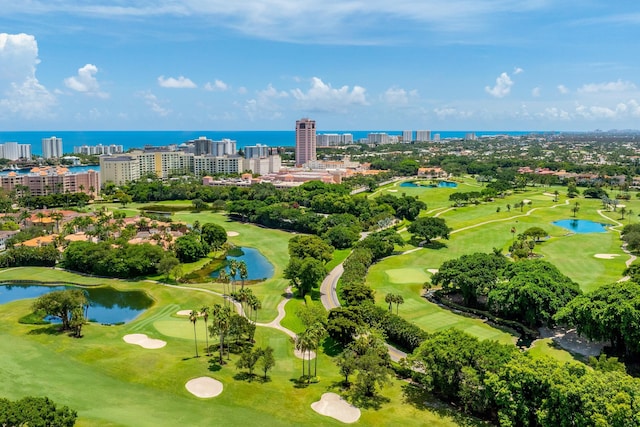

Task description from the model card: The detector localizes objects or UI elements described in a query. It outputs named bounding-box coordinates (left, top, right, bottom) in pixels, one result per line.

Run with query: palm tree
left=572, top=201, right=580, bottom=218
left=189, top=310, right=199, bottom=358
left=238, top=261, right=248, bottom=290
left=554, top=190, right=559, bottom=203
left=394, top=294, right=404, bottom=314
left=211, top=304, right=231, bottom=364
left=294, top=332, right=313, bottom=380
left=218, top=269, right=230, bottom=303
left=50, top=211, right=63, bottom=233
left=385, top=293, right=394, bottom=312
left=307, top=322, right=326, bottom=377
left=201, top=306, right=210, bottom=356
left=229, top=260, right=239, bottom=295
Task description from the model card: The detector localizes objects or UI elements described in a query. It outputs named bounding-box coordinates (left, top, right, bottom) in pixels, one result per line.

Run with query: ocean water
left=0, top=130, right=537, bottom=156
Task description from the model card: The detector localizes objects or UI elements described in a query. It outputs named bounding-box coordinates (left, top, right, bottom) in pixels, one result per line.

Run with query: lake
left=0, top=284, right=152, bottom=324
left=552, top=219, right=609, bottom=234
left=211, top=247, right=274, bottom=281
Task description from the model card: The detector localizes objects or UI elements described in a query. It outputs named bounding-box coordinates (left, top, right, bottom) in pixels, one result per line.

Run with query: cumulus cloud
left=485, top=72, right=514, bottom=98
left=532, top=87, right=541, bottom=97
left=382, top=87, right=418, bottom=106
left=577, top=79, right=636, bottom=94
left=139, top=91, right=171, bottom=116
left=204, top=79, right=228, bottom=91
left=244, top=84, right=288, bottom=121
left=0, top=33, right=56, bottom=119
left=433, top=107, right=473, bottom=119
left=291, top=77, right=367, bottom=112
left=557, top=85, right=569, bottom=94
left=64, top=63, right=108, bottom=98
left=514, top=67, right=524, bottom=75
left=157, top=75, right=197, bottom=89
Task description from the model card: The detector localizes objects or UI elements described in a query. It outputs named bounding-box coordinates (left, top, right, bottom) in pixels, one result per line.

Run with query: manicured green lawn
left=0, top=271, right=475, bottom=426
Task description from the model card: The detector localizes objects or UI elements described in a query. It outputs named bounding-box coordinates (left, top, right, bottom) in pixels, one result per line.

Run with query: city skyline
left=1, top=2, right=640, bottom=131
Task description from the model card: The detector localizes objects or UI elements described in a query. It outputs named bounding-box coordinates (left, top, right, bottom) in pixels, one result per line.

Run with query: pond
left=552, top=219, right=609, bottom=234
left=0, top=284, right=153, bottom=324
left=400, top=181, right=458, bottom=188
left=211, top=247, right=274, bottom=282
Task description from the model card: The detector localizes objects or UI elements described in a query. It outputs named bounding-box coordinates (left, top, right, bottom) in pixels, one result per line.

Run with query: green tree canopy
left=408, top=217, right=451, bottom=244
left=200, top=223, right=227, bottom=250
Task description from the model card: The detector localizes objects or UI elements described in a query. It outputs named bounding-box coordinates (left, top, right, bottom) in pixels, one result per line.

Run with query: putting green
left=386, top=268, right=430, bottom=284
left=154, top=319, right=198, bottom=340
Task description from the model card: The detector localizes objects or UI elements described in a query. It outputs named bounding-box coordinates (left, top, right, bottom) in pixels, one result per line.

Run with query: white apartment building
left=73, top=144, right=124, bottom=156
left=42, top=136, right=64, bottom=159
left=0, top=142, right=31, bottom=160
left=244, top=144, right=271, bottom=159
left=316, top=133, right=354, bottom=147
left=367, top=133, right=389, bottom=144
left=402, top=130, right=414, bottom=143
left=416, top=130, right=431, bottom=142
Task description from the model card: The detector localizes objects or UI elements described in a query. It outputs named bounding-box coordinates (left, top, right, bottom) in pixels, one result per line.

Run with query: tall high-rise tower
left=42, top=136, right=63, bottom=159
left=295, top=118, right=316, bottom=167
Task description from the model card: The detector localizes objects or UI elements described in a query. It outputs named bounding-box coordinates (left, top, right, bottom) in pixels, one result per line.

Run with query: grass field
left=0, top=271, right=476, bottom=426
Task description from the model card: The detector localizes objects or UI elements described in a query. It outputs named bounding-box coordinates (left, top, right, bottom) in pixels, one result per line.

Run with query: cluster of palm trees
left=217, top=259, right=249, bottom=296
left=189, top=304, right=232, bottom=361
left=384, top=293, right=405, bottom=314
left=294, top=322, right=326, bottom=383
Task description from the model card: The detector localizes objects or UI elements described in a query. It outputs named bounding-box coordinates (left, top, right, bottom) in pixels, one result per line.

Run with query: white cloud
left=485, top=72, right=514, bottom=98
left=540, top=107, right=570, bottom=120
left=577, top=79, right=636, bottom=94
left=514, top=67, right=524, bottom=75
left=204, top=79, right=228, bottom=91
left=243, top=84, right=288, bottom=121
left=0, top=33, right=56, bottom=119
left=531, top=87, right=541, bottom=97
left=64, top=63, right=108, bottom=98
left=157, top=75, right=197, bottom=89
left=433, top=107, right=473, bottom=120
left=382, top=87, right=418, bottom=106
left=557, top=85, right=569, bottom=94
left=291, top=77, right=367, bottom=112
left=138, top=91, right=171, bottom=116
left=237, top=86, right=247, bottom=94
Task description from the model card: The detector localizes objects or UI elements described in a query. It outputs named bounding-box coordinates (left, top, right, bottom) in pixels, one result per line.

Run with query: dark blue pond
left=553, top=219, right=609, bottom=233
left=400, top=181, right=457, bottom=188
left=211, top=247, right=274, bottom=281
left=0, top=284, right=152, bottom=324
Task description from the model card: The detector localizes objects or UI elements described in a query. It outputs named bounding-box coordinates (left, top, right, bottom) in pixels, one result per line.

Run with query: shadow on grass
left=322, top=338, right=343, bottom=357
left=401, top=383, right=489, bottom=426
left=351, top=392, right=390, bottom=410
left=27, top=325, right=64, bottom=336
left=208, top=359, right=223, bottom=372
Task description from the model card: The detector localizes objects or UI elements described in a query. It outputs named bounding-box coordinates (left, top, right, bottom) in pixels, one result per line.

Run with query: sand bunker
left=227, top=231, right=239, bottom=237
left=123, top=333, right=166, bottom=349
left=311, top=393, right=361, bottom=424
left=427, top=269, right=439, bottom=274
left=176, top=310, right=192, bottom=316
left=294, top=349, right=316, bottom=360
left=185, top=377, right=223, bottom=398
left=594, top=253, right=620, bottom=259
left=387, top=189, right=398, bottom=192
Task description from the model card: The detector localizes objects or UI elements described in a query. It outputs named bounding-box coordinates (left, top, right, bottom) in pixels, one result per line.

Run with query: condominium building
left=0, top=167, right=99, bottom=197
left=402, top=130, right=414, bottom=143
left=42, top=136, right=64, bottom=159
left=367, top=133, right=389, bottom=144
left=316, top=133, right=354, bottom=147
left=0, top=142, right=31, bottom=160
left=182, top=137, right=237, bottom=156
left=416, top=130, right=431, bottom=142
left=73, top=144, right=124, bottom=156
left=295, top=118, right=316, bottom=167
left=244, top=144, right=270, bottom=159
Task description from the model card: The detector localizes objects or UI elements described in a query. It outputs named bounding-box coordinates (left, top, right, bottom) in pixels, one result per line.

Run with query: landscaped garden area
left=2, top=173, right=640, bottom=426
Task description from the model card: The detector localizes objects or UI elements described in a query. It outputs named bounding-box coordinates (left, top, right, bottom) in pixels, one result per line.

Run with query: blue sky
left=1, top=1, right=640, bottom=131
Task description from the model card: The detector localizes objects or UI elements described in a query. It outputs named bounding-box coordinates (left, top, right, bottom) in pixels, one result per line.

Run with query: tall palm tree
left=201, top=306, right=210, bottom=356
left=238, top=261, right=248, bottom=290
left=307, top=322, right=326, bottom=377
left=218, top=269, right=230, bottom=304
left=211, top=304, right=231, bottom=364
left=229, top=260, right=239, bottom=295
left=394, top=294, right=404, bottom=314
left=294, top=333, right=312, bottom=380
left=385, top=293, right=394, bottom=312
left=189, top=310, right=199, bottom=358
left=50, top=211, right=63, bottom=233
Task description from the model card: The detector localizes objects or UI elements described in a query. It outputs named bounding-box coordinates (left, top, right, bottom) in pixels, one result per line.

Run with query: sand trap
left=427, top=269, right=439, bottom=274
left=594, top=253, right=620, bottom=259
left=387, top=189, right=398, bottom=192
left=311, top=393, right=361, bottom=424
left=227, top=231, right=239, bottom=236
left=123, top=333, right=167, bottom=349
left=617, top=204, right=626, bottom=208
left=185, top=377, right=223, bottom=398
left=176, top=309, right=192, bottom=316
left=294, top=349, right=316, bottom=360
left=522, top=199, right=531, bottom=204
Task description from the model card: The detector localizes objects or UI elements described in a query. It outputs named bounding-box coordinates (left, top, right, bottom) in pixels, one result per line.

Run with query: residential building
left=367, top=133, right=389, bottom=144
left=73, top=144, right=124, bottom=156
left=402, top=130, right=414, bottom=143
left=42, top=136, right=64, bottom=159
left=244, top=144, right=270, bottom=159
left=316, top=133, right=354, bottom=147
left=0, top=167, right=99, bottom=196
left=295, top=118, right=316, bottom=167
left=416, top=130, right=431, bottom=142
left=0, top=142, right=31, bottom=160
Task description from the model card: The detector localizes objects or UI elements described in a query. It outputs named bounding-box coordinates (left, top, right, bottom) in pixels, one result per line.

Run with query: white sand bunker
left=176, top=309, right=192, bottom=316
left=227, top=231, right=239, bottom=236
left=387, top=189, right=398, bottom=192
left=311, top=393, right=361, bottom=424
left=594, top=253, right=620, bottom=259
left=123, top=333, right=166, bottom=349
left=185, top=377, right=223, bottom=398
left=294, top=349, right=316, bottom=360
left=427, top=269, right=439, bottom=274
